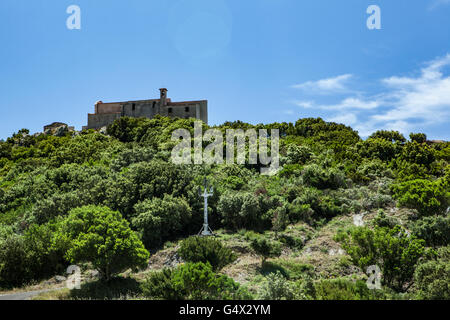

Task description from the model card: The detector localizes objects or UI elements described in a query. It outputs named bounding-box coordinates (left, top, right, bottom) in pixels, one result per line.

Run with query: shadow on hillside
left=258, top=261, right=289, bottom=278
left=69, top=277, right=142, bottom=300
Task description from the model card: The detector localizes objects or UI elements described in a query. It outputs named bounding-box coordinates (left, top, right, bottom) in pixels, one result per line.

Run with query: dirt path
left=0, top=288, right=61, bottom=300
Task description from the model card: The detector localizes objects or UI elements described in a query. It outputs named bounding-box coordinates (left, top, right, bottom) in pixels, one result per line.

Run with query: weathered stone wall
left=85, top=94, right=208, bottom=130
left=122, top=100, right=159, bottom=119
left=87, top=113, right=122, bottom=129
left=97, top=103, right=122, bottom=114
left=165, top=101, right=208, bottom=123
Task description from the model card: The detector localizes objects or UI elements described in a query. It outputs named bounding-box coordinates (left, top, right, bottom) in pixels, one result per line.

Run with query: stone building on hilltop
left=83, top=88, right=208, bottom=130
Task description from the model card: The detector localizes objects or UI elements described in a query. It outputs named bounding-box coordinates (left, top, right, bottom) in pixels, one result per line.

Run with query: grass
left=0, top=279, right=65, bottom=296
left=32, top=289, right=70, bottom=300
left=266, top=259, right=315, bottom=280
left=33, top=277, right=143, bottom=300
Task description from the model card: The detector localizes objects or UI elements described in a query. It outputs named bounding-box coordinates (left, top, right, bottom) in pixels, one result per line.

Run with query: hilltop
left=0, top=116, right=448, bottom=300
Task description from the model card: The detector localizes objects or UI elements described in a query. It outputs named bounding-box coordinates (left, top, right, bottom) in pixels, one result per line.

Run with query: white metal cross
left=198, top=178, right=214, bottom=236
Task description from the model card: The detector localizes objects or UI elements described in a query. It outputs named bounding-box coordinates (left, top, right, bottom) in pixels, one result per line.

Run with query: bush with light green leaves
left=61, top=205, right=149, bottom=281
left=336, top=225, right=425, bottom=291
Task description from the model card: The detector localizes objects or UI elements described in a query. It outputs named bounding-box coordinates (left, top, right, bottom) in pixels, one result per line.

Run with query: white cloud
left=293, top=101, right=314, bottom=108
left=429, top=0, right=450, bottom=10
left=291, top=74, right=353, bottom=93
left=294, top=97, right=381, bottom=111
left=373, top=54, right=450, bottom=124
left=321, top=97, right=381, bottom=111
left=291, top=54, right=450, bottom=138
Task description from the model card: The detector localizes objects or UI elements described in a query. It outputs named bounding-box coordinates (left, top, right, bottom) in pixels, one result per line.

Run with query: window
left=168, top=108, right=173, bottom=113
left=185, top=106, right=189, bottom=112
left=132, top=103, right=136, bottom=111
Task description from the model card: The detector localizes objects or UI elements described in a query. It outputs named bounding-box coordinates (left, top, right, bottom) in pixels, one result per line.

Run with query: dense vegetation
left=0, top=116, right=448, bottom=300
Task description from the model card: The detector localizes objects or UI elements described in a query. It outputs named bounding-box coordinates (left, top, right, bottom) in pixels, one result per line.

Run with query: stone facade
left=83, top=88, right=208, bottom=130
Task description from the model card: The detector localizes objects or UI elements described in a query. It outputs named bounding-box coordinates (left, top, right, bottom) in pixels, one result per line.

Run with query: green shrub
left=61, top=205, right=150, bottom=281
left=292, top=187, right=345, bottom=220
left=0, top=233, right=31, bottom=288
left=178, top=236, right=236, bottom=271
left=336, top=225, right=425, bottom=291
left=0, top=223, right=69, bottom=288
left=282, top=144, right=313, bottom=165
left=369, top=130, right=406, bottom=144
left=409, top=133, right=427, bottom=144
left=172, top=262, right=247, bottom=300
left=294, top=274, right=316, bottom=299
left=70, top=277, right=142, bottom=300
left=414, top=246, right=450, bottom=300
left=258, top=271, right=295, bottom=300
left=279, top=164, right=303, bottom=178
left=251, top=236, right=282, bottom=267
left=392, top=178, right=449, bottom=217
left=23, top=222, right=69, bottom=281
left=110, top=146, right=155, bottom=171
left=372, top=209, right=399, bottom=229
left=31, top=191, right=89, bottom=224
left=287, top=201, right=314, bottom=224
left=132, top=195, right=192, bottom=248
left=355, top=159, right=394, bottom=182
left=314, top=278, right=383, bottom=300
left=278, top=234, right=304, bottom=250
left=398, top=141, right=435, bottom=167
left=142, top=262, right=251, bottom=300
left=356, top=137, right=402, bottom=162
left=271, top=205, right=290, bottom=236
left=106, top=116, right=149, bottom=143
left=105, top=160, right=195, bottom=219
left=302, top=164, right=346, bottom=190
left=217, top=191, right=274, bottom=231
left=411, top=215, right=450, bottom=247
left=141, top=268, right=182, bottom=300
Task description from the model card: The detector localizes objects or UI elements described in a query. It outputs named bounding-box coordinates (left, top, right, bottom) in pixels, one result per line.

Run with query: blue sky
left=1, top=0, right=449, bottom=140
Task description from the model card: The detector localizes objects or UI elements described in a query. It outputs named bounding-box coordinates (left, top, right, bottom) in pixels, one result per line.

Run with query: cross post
left=198, top=178, right=214, bottom=236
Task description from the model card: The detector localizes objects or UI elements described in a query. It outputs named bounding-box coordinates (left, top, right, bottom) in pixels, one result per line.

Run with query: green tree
left=414, top=246, right=450, bottom=300
left=217, top=191, right=273, bottom=231
left=251, top=236, right=282, bottom=267
left=369, top=130, right=406, bottom=144
left=356, top=138, right=401, bottom=162
left=132, top=195, right=192, bottom=248
left=336, top=225, right=425, bottom=291
left=411, top=215, right=450, bottom=247
left=61, top=205, right=149, bottom=281
left=0, top=232, right=31, bottom=288
left=410, top=133, right=427, bottom=144
left=398, top=141, right=436, bottom=167
left=392, top=178, right=449, bottom=217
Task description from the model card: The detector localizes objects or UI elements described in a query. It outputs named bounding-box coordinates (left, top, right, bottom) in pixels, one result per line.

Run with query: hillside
left=0, top=116, right=449, bottom=300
